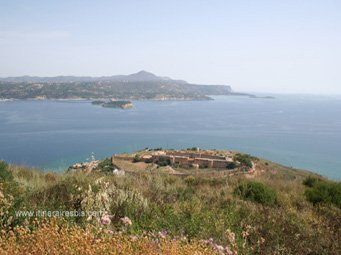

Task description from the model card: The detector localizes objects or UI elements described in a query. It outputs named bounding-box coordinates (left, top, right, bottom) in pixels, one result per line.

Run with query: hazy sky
left=0, top=0, right=340, bottom=94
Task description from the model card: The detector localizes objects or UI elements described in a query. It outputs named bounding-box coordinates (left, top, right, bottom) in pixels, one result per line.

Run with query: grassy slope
left=0, top=152, right=340, bottom=255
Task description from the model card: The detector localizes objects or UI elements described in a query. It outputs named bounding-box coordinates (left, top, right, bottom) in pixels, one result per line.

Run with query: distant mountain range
left=0, top=71, right=238, bottom=100
left=0, top=70, right=188, bottom=84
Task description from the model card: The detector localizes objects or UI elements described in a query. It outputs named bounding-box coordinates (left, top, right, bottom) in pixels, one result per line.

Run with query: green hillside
left=0, top=149, right=340, bottom=254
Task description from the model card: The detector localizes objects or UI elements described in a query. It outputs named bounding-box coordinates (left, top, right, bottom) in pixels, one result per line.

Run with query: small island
left=92, top=100, right=133, bottom=109
left=248, top=95, right=275, bottom=99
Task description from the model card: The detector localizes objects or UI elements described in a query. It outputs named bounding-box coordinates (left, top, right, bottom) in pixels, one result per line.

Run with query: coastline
left=0, top=92, right=272, bottom=102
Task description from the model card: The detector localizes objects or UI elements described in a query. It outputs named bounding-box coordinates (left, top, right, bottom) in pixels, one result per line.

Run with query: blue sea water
left=0, top=95, right=340, bottom=179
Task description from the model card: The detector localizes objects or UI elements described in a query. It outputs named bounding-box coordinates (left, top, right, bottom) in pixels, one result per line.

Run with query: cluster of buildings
left=142, top=151, right=234, bottom=169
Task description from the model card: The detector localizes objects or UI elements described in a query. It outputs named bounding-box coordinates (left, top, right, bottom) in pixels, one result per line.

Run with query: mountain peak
left=136, top=70, right=153, bottom=75
left=129, top=70, right=158, bottom=79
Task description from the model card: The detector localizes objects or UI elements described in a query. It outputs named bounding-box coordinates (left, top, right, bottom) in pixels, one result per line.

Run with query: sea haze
left=0, top=95, right=340, bottom=179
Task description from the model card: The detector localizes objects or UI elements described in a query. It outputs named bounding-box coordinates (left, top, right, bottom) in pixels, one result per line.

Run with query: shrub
left=97, top=158, right=116, bottom=172
left=157, top=158, right=171, bottom=167
left=304, top=179, right=341, bottom=208
left=152, top=147, right=163, bottom=151
left=234, top=181, right=278, bottom=206
left=0, top=161, right=13, bottom=182
left=303, top=176, right=320, bottom=188
left=0, top=161, right=24, bottom=228
left=187, top=147, right=199, bottom=151
left=31, top=182, right=82, bottom=210
left=81, top=181, right=148, bottom=225
left=233, top=154, right=256, bottom=169
left=226, top=162, right=237, bottom=170
left=145, top=157, right=153, bottom=164
left=133, top=154, right=141, bottom=163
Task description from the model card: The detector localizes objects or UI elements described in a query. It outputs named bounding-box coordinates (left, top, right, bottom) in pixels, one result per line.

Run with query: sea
left=0, top=95, right=340, bottom=179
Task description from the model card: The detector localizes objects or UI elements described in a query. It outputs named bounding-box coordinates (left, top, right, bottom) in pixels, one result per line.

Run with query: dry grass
left=0, top=218, right=217, bottom=255
left=113, top=159, right=152, bottom=172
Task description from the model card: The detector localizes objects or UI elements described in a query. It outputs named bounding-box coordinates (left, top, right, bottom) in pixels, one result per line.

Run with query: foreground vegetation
left=0, top=156, right=340, bottom=254
left=0, top=218, right=216, bottom=255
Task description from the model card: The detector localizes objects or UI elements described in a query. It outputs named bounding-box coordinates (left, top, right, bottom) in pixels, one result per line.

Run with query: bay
left=0, top=95, right=340, bottom=179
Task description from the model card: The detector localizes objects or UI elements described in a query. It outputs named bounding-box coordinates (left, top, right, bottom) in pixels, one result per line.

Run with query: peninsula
left=0, top=71, right=234, bottom=101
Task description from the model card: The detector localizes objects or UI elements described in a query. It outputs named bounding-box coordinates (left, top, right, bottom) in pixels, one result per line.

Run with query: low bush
left=304, top=178, right=341, bottom=208
left=226, top=162, right=237, bottom=170
left=156, top=158, right=171, bottom=167
left=234, top=181, right=278, bottom=206
left=0, top=161, right=25, bottom=228
left=233, top=153, right=257, bottom=169
left=97, top=157, right=116, bottom=172
left=133, top=154, right=141, bottom=163
left=0, top=161, right=13, bottom=182
left=303, top=176, right=320, bottom=187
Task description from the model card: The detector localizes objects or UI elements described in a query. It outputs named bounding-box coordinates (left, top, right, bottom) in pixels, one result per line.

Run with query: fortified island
left=68, top=148, right=256, bottom=175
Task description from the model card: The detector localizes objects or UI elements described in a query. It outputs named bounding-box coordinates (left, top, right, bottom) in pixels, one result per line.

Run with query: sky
left=0, top=0, right=340, bottom=94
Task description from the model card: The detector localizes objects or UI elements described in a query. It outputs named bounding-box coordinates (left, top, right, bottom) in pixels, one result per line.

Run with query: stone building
left=151, top=151, right=233, bottom=169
